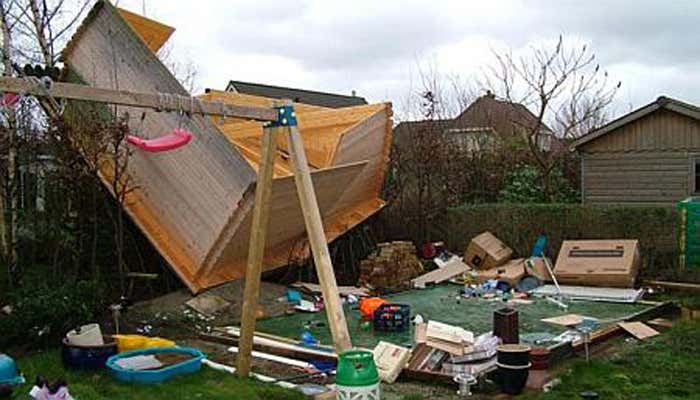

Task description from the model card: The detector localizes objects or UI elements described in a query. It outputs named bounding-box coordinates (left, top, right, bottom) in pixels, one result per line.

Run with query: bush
left=500, top=164, right=578, bottom=203
left=0, top=280, right=106, bottom=349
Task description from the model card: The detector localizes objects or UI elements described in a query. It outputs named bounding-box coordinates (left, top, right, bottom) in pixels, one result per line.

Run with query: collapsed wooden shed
left=61, top=1, right=392, bottom=292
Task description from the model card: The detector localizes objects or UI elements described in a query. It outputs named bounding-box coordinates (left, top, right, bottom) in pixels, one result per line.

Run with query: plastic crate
left=677, top=197, right=700, bottom=268
left=373, top=303, right=410, bottom=332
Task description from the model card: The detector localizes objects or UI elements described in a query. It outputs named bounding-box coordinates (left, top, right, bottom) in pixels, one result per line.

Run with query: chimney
left=351, top=90, right=357, bottom=97
left=485, top=90, right=495, bottom=99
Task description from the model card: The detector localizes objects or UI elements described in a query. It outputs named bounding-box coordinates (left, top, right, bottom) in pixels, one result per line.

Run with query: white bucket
left=66, top=323, right=104, bottom=346
left=336, top=383, right=380, bottom=400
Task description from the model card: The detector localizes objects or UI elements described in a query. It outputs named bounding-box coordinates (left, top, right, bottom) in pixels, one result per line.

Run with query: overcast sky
left=115, top=0, right=700, bottom=120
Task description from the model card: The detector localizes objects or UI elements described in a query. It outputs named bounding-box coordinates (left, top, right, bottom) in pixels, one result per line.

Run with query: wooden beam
left=0, top=76, right=278, bottom=122
left=285, top=119, right=353, bottom=353
left=236, top=122, right=279, bottom=378
left=645, top=280, right=700, bottom=292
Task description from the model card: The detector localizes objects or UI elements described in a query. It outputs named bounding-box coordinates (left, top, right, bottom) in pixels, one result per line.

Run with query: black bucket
left=497, top=344, right=531, bottom=366
left=61, top=337, right=118, bottom=370
left=496, top=362, right=531, bottom=395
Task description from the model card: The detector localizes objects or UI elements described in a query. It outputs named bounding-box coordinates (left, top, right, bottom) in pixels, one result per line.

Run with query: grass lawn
left=7, top=350, right=305, bottom=400
left=524, top=318, right=700, bottom=400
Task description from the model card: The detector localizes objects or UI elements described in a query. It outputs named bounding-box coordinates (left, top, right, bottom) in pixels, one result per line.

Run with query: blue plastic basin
left=106, top=347, right=205, bottom=384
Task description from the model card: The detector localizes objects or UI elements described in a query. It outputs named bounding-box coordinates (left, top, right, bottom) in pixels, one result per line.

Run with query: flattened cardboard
left=464, top=231, right=513, bottom=270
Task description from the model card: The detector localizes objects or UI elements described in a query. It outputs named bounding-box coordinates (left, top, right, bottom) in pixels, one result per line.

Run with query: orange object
left=359, top=297, right=388, bottom=319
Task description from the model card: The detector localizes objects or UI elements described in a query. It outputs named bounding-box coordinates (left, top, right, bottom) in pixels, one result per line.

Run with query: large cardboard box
left=464, top=231, right=513, bottom=270
left=554, top=240, right=641, bottom=288
left=475, top=258, right=526, bottom=286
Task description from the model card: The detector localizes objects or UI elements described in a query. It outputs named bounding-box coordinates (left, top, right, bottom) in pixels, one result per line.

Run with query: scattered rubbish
left=413, top=314, right=425, bottom=325
left=546, top=296, right=569, bottom=310
left=65, top=323, right=104, bottom=347
left=185, top=293, right=231, bottom=317
left=412, top=258, right=470, bottom=289
left=106, top=347, right=204, bottom=383
left=346, top=294, right=359, bottom=304
left=292, top=282, right=370, bottom=298
left=373, top=304, right=411, bottom=332
left=373, top=341, right=412, bottom=383
left=580, top=390, right=600, bottom=400
left=295, top=299, right=321, bottom=313
left=359, top=241, right=424, bottom=291
left=425, top=321, right=474, bottom=355
left=434, top=254, right=462, bottom=269
left=450, top=332, right=499, bottom=363
left=541, top=314, right=584, bottom=327
left=519, top=332, right=556, bottom=346
left=475, top=258, right=526, bottom=286
left=531, top=285, right=644, bottom=303
left=29, top=376, right=73, bottom=400
left=442, top=357, right=496, bottom=376
left=301, top=331, right=320, bottom=346
left=0, top=354, right=24, bottom=387
left=542, top=377, right=561, bottom=392
left=618, top=321, right=659, bottom=341
left=336, top=350, right=380, bottom=400
left=201, top=359, right=298, bottom=389
left=493, top=307, right=519, bottom=344
left=554, top=240, right=641, bottom=288
left=359, top=297, right=388, bottom=319
left=516, top=276, right=543, bottom=293
left=453, top=372, right=477, bottom=398
left=524, top=257, right=553, bottom=283
left=112, top=335, right=176, bottom=353
left=464, top=231, right=513, bottom=270
left=61, top=337, right=118, bottom=370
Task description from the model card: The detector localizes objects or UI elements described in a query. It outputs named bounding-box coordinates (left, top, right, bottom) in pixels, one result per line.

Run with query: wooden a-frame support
left=0, top=77, right=354, bottom=377
left=236, top=99, right=352, bottom=377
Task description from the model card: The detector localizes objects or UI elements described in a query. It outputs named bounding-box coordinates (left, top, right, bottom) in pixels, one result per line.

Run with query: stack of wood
left=358, top=241, right=424, bottom=291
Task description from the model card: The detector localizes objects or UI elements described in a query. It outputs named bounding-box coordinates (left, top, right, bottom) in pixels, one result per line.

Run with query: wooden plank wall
left=63, top=1, right=256, bottom=289
left=580, top=110, right=700, bottom=206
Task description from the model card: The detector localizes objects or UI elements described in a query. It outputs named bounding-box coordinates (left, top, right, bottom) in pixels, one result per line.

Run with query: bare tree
left=483, top=35, right=620, bottom=199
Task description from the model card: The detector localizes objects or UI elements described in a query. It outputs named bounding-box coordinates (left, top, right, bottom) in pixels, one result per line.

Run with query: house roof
left=453, top=92, right=553, bottom=139
left=572, top=96, right=700, bottom=150
left=225, top=80, right=368, bottom=108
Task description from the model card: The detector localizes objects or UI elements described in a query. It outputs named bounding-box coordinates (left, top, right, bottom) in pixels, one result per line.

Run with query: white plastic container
left=66, top=323, right=104, bottom=346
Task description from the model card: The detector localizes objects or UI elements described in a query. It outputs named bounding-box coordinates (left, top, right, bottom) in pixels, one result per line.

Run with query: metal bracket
left=269, top=105, right=297, bottom=127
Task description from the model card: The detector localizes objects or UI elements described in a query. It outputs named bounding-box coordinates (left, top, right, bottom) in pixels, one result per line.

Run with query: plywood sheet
left=117, top=8, right=174, bottom=53
left=618, top=321, right=659, bottom=340
left=412, top=259, right=470, bottom=289
left=541, top=314, right=584, bottom=327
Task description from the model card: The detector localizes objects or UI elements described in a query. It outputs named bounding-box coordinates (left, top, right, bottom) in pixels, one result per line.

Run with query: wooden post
left=286, top=122, right=353, bottom=353
left=236, top=120, right=279, bottom=377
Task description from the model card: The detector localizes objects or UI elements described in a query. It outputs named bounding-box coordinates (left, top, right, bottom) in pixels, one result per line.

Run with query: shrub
left=500, top=164, right=579, bottom=203
left=0, top=280, right=106, bottom=349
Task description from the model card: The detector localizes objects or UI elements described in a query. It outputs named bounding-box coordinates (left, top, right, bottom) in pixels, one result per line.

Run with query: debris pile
left=358, top=241, right=424, bottom=291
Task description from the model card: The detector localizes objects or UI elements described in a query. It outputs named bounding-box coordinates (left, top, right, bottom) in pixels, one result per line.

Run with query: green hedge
left=377, top=203, right=699, bottom=282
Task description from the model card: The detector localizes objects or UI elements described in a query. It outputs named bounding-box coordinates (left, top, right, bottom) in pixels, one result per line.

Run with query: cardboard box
left=525, top=257, right=553, bottom=282
left=373, top=341, right=412, bottom=383
left=475, top=258, right=526, bottom=286
left=554, top=240, right=640, bottom=288
left=464, top=231, right=513, bottom=270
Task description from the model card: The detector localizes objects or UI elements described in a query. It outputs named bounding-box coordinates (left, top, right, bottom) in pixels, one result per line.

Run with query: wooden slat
left=0, top=77, right=278, bottom=122
left=237, top=122, right=279, bottom=378
left=286, top=123, right=352, bottom=353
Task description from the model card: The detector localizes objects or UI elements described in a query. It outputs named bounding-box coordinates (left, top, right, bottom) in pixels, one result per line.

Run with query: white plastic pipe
left=228, top=346, right=316, bottom=370
left=201, top=359, right=298, bottom=389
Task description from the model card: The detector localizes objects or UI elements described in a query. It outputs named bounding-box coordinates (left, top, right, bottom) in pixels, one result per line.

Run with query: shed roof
left=572, top=96, right=700, bottom=150
left=225, top=80, right=368, bottom=108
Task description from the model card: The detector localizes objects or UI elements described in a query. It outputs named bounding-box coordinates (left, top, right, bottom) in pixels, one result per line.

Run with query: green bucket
left=336, top=350, right=379, bottom=387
